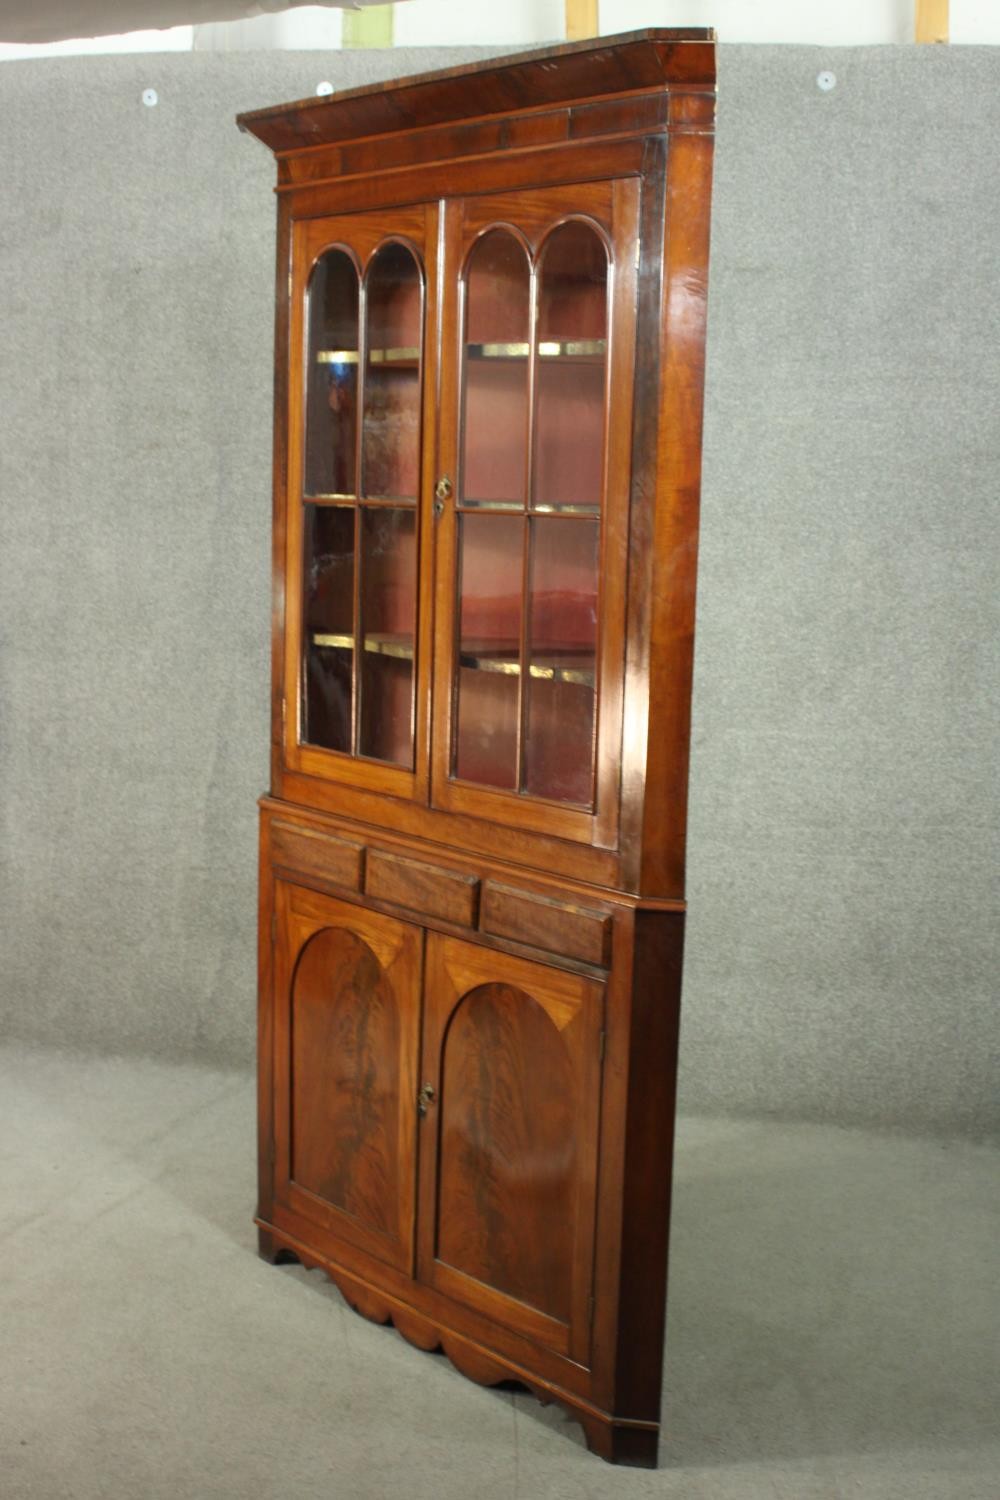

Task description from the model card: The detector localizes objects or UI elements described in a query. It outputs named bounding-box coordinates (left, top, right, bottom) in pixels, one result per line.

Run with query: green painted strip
left=342, top=5, right=395, bottom=49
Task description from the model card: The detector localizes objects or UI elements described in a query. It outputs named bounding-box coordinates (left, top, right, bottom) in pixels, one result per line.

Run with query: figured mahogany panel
left=273, top=884, right=421, bottom=1272
left=418, top=936, right=603, bottom=1361
left=291, top=927, right=399, bottom=1227
left=436, top=982, right=575, bottom=1324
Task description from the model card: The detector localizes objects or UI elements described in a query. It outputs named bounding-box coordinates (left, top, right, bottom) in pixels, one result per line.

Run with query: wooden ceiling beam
left=916, top=0, right=949, bottom=43
left=565, top=0, right=598, bottom=42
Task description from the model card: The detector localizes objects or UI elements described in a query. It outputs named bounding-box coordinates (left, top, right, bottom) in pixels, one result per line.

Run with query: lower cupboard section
left=260, top=870, right=682, bottom=1466
left=267, top=880, right=605, bottom=1373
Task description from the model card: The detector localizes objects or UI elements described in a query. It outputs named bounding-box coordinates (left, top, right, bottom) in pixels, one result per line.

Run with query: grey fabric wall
left=0, top=45, right=996, bottom=1135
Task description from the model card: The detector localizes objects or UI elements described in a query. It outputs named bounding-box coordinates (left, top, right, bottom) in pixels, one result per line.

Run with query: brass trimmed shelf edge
left=311, top=633, right=594, bottom=687
left=317, top=347, right=420, bottom=365
left=466, top=339, right=607, bottom=360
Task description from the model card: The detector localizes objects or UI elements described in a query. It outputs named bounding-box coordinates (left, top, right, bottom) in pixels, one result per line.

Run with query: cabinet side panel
left=613, top=908, right=684, bottom=1422
left=638, top=114, right=715, bottom=897
left=257, top=811, right=276, bottom=1225
left=618, top=137, right=667, bottom=894
left=271, top=197, right=292, bottom=795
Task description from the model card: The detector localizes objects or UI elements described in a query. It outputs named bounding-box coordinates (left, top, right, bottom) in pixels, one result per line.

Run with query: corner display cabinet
left=238, top=28, right=715, bottom=1467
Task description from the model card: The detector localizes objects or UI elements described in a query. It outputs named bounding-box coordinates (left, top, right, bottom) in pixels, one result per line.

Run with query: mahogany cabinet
left=238, top=29, right=715, bottom=1466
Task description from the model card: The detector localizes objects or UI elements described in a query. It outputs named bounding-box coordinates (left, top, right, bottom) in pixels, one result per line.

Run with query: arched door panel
left=417, top=935, right=604, bottom=1363
left=272, top=881, right=422, bottom=1273
left=430, top=178, right=638, bottom=850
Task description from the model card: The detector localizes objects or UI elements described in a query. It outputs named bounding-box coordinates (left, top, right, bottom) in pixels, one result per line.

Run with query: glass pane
left=453, top=513, right=523, bottom=790
left=362, top=242, right=422, bottom=499
left=302, top=505, right=355, bottom=753
left=534, top=222, right=608, bottom=513
left=523, top=517, right=599, bottom=804
left=358, top=507, right=416, bottom=766
left=305, top=249, right=359, bottom=498
left=462, top=231, right=530, bottom=507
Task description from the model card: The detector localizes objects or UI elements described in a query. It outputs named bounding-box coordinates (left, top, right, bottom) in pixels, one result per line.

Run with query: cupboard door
left=430, top=179, right=639, bottom=848
left=284, top=205, right=438, bottom=800
left=417, top=935, right=604, bottom=1363
left=272, top=881, right=422, bottom=1274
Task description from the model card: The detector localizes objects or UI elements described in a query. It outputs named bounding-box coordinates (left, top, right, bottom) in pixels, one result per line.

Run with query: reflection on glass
left=534, top=222, right=608, bottom=513
left=454, top=513, right=523, bottom=789
left=302, top=505, right=355, bottom=752
left=462, top=231, right=530, bottom=506
left=362, top=242, right=422, bottom=499
left=305, top=250, right=359, bottom=497
left=524, top=517, right=599, bottom=803
left=358, top=508, right=416, bottom=766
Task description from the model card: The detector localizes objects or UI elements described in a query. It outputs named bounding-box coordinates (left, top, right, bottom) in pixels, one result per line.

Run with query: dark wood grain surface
left=248, top=31, right=716, bottom=1467
left=436, top=981, right=576, bottom=1324
left=480, top=881, right=612, bottom=966
left=418, top=936, right=603, bottom=1363
left=290, top=926, right=401, bottom=1233
left=272, top=884, right=421, bottom=1273
left=238, top=29, right=714, bottom=153
left=365, top=848, right=479, bottom=927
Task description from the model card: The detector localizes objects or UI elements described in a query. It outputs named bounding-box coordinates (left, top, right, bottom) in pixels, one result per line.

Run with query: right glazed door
left=416, top=934, right=605, bottom=1363
left=430, top=179, right=640, bottom=849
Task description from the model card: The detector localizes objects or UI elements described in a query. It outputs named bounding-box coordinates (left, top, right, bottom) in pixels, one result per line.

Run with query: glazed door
left=284, top=204, right=438, bottom=800
left=272, top=881, right=422, bottom=1273
left=416, top=935, right=605, bottom=1363
left=430, top=179, right=639, bottom=847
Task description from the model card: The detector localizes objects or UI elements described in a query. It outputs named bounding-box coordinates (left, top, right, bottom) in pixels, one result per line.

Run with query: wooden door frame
left=416, top=932, right=605, bottom=1364
left=271, top=880, right=424, bottom=1273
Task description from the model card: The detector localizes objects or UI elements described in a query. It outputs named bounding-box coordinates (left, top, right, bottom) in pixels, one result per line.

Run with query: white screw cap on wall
left=316, top=81, right=334, bottom=97
left=816, top=71, right=837, bottom=92
left=142, top=88, right=158, bottom=107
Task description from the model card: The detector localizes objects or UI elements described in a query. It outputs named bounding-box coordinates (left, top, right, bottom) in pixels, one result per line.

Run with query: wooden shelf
left=316, top=347, right=420, bottom=369
left=459, top=637, right=594, bottom=687
left=460, top=655, right=594, bottom=687
left=312, top=632, right=594, bottom=687
left=466, top=339, right=606, bottom=362
left=312, top=632, right=413, bottom=661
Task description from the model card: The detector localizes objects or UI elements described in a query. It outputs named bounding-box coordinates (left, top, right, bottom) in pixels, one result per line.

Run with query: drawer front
left=266, top=811, right=615, bottom=966
left=480, top=881, right=612, bottom=967
left=365, top=848, right=479, bottom=928
left=270, top=820, right=364, bottom=892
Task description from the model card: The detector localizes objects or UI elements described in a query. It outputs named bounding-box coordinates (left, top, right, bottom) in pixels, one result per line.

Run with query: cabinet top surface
left=236, top=28, right=716, bottom=156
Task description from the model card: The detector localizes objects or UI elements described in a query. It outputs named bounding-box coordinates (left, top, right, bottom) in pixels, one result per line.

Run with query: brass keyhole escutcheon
left=417, top=1082, right=436, bottom=1117
left=434, top=475, right=452, bottom=502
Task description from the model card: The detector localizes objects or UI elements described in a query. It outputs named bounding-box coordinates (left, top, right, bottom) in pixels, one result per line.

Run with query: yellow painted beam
left=343, top=4, right=394, bottom=49
left=566, top=0, right=598, bottom=42
left=916, top=0, right=949, bottom=43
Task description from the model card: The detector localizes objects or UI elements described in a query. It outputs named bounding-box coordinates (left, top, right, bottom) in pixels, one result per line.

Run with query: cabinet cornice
left=237, top=29, right=715, bottom=158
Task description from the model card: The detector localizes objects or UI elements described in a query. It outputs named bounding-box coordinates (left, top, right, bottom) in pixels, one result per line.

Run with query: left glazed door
left=272, top=881, right=423, bottom=1274
left=283, top=205, right=437, bottom=799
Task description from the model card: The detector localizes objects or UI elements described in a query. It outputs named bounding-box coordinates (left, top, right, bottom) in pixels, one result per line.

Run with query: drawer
left=480, top=881, right=612, bottom=967
left=270, top=820, right=364, bottom=892
left=365, top=849, right=479, bottom=928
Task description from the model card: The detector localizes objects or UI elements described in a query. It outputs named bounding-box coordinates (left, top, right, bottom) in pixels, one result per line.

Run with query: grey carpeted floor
left=2, top=1045, right=997, bottom=1499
